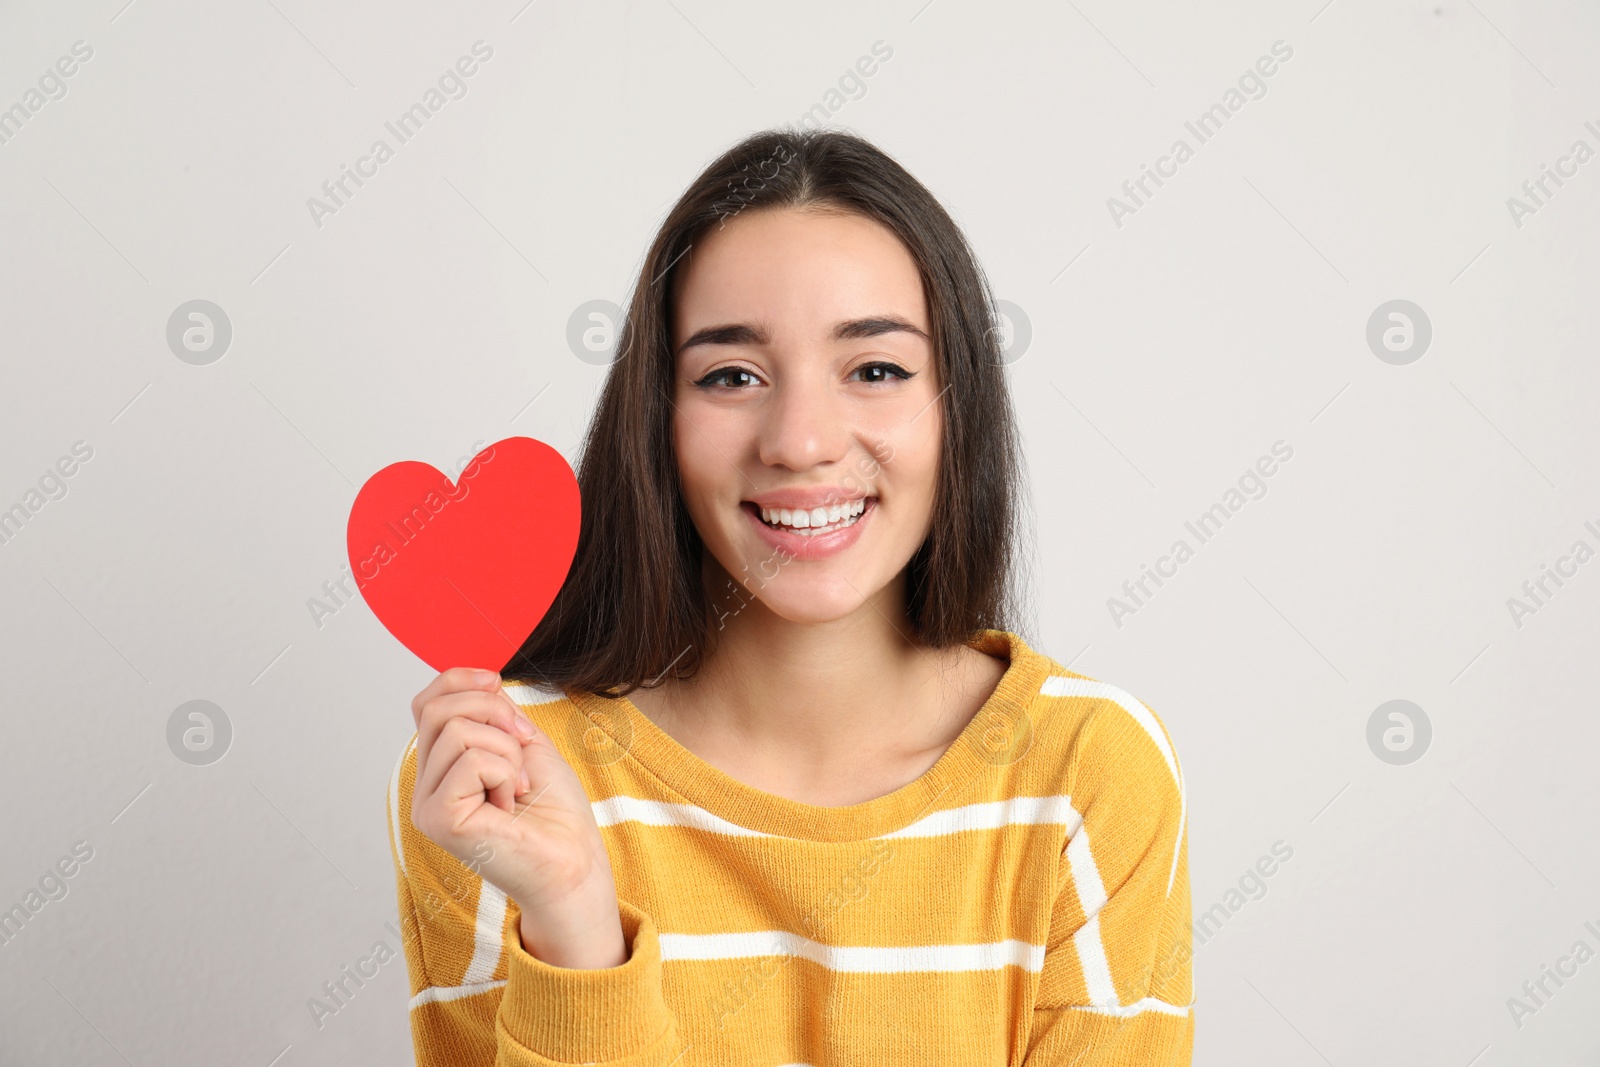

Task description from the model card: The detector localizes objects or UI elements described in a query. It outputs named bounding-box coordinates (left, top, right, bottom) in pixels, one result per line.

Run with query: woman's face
left=669, top=204, right=943, bottom=626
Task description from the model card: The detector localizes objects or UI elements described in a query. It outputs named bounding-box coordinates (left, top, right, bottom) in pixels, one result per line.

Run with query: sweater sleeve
left=1023, top=694, right=1195, bottom=1065
left=385, top=732, right=686, bottom=1066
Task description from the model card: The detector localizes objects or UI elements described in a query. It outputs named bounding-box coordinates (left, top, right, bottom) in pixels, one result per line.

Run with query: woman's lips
left=741, top=498, right=876, bottom=562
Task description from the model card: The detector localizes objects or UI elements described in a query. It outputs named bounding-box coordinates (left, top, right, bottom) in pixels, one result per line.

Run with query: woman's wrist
left=516, top=852, right=629, bottom=969
left=517, top=896, right=627, bottom=969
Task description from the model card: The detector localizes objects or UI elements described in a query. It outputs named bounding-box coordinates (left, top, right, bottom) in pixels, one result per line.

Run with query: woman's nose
left=756, top=374, right=849, bottom=472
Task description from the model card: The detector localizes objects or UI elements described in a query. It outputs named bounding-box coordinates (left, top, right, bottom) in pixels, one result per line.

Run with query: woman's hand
left=408, top=667, right=626, bottom=968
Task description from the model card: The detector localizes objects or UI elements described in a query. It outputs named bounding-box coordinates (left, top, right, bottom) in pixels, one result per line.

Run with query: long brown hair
left=502, top=127, right=1033, bottom=695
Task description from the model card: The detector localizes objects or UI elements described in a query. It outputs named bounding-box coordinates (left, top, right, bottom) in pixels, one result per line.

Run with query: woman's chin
left=733, top=585, right=868, bottom=627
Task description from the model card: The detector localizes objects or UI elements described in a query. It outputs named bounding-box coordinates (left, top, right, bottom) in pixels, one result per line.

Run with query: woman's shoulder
left=1017, top=642, right=1184, bottom=794
left=497, top=676, right=597, bottom=749
left=499, top=677, right=627, bottom=771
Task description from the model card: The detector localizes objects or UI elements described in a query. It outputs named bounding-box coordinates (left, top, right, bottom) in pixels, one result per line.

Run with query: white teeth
left=758, top=498, right=867, bottom=533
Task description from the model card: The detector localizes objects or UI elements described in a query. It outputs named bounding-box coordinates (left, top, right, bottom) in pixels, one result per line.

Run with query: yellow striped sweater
left=385, top=629, right=1194, bottom=1065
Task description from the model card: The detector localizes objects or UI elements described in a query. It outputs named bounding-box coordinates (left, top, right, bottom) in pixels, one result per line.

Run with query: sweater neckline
left=569, top=629, right=1049, bottom=842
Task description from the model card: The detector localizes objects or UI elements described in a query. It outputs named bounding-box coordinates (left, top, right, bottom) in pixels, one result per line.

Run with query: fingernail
left=474, top=669, right=499, bottom=686
left=511, top=714, right=536, bottom=740
left=518, top=768, right=530, bottom=795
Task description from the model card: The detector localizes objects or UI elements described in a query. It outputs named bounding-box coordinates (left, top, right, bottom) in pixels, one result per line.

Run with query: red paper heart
left=346, top=436, right=580, bottom=675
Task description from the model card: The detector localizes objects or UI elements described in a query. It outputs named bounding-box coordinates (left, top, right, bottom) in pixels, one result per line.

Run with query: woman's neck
left=630, top=564, right=998, bottom=795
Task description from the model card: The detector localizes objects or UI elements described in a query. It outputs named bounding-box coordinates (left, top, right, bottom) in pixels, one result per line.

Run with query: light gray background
left=2, top=1, right=1597, bottom=1064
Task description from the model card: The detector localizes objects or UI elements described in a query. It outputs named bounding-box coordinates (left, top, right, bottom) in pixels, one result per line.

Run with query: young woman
left=387, top=128, right=1194, bottom=1065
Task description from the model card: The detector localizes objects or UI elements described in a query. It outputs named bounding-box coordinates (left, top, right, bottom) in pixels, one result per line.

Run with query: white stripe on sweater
left=393, top=729, right=506, bottom=986
left=408, top=978, right=506, bottom=1009
left=656, top=929, right=1047, bottom=973
left=1067, top=995, right=1193, bottom=1018
left=388, top=735, right=416, bottom=878
left=592, top=795, right=773, bottom=836
left=501, top=682, right=566, bottom=706
left=407, top=973, right=1189, bottom=1020
left=406, top=929, right=1050, bottom=1008
left=589, top=794, right=1086, bottom=839
left=886, top=794, right=1083, bottom=838
left=461, top=880, right=508, bottom=984
left=1063, top=812, right=1119, bottom=1008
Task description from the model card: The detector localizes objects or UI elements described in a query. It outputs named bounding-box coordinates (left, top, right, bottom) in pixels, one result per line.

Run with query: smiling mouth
left=742, top=497, right=876, bottom=537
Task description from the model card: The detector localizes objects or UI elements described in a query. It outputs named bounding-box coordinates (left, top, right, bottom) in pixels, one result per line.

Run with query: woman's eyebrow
left=677, top=323, right=765, bottom=354
left=831, top=315, right=930, bottom=343
left=677, top=315, right=928, bottom=354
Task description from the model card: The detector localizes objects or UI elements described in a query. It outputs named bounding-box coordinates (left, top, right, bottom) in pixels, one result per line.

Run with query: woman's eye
left=695, top=366, right=760, bottom=389
left=854, top=361, right=914, bottom=384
